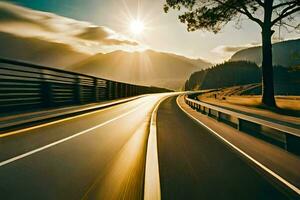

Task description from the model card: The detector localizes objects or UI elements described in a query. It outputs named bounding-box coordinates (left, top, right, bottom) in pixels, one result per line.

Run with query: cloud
left=76, top=26, right=112, bottom=41
left=0, top=2, right=139, bottom=54
left=212, top=44, right=257, bottom=54
left=220, top=46, right=249, bottom=53
left=211, top=43, right=258, bottom=60
left=76, top=26, right=138, bottom=46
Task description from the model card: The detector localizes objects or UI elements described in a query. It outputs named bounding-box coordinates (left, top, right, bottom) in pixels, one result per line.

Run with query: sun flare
left=130, top=20, right=144, bottom=35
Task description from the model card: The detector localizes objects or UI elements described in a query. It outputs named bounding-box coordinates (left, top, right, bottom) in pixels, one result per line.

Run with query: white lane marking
left=0, top=96, right=148, bottom=138
left=144, top=96, right=170, bottom=200
left=0, top=101, right=150, bottom=167
left=176, top=96, right=300, bottom=195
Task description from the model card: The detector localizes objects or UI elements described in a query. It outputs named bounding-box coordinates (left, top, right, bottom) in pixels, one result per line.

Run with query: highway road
left=0, top=94, right=169, bottom=199
left=157, top=97, right=295, bottom=200
left=0, top=94, right=298, bottom=199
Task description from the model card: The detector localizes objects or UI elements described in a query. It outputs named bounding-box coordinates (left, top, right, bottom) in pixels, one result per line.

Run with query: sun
left=130, top=20, right=144, bottom=35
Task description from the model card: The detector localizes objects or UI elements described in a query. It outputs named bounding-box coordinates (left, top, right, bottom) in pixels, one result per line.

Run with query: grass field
left=212, top=95, right=300, bottom=111
left=197, top=85, right=300, bottom=118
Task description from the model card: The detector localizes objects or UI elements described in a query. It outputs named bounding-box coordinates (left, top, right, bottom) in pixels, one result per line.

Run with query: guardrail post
left=133, top=85, right=136, bottom=96
left=75, top=76, right=82, bottom=104
left=105, top=80, right=110, bottom=100
left=40, top=71, right=54, bottom=108
left=114, top=82, right=117, bottom=99
left=237, top=119, right=245, bottom=131
left=125, top=84, right=129, bottom=97
left=123, top=84, right=125, bottom=97
left=128, top=85, right=131, bottom=97
left=113, top=82, right=118, bottom=99
left=93, top=78, right=99, bottom=102
left=132, top=86, right=137, bottom=96
left=41, top=80, right=54, bottom=108
left=110, top=81, right=113, bottom=100
left=216, top=111, right=220, bottom=121
left=118, top=83, right=121, bottom=98
left=120, top=83, right=124, bottom=98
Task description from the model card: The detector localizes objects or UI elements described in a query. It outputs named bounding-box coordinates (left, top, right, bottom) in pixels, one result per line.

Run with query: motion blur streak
left=0, top=94, right=170, bottom=200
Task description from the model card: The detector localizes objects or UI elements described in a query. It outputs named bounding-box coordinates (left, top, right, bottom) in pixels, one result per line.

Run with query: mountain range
left=0, top=2, right=212, bottom=90
left=69, top=50, right=211, bottom=89
left=0, top=31, right=211, bottom=90
left=230, top=39, right=300, bottom=67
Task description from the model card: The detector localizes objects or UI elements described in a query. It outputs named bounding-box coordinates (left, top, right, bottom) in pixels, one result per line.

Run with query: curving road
left=0, top=94, right=169, bottom=199
left=157, top=96, right=294, bottom=200
left=0, top=94, right=297, bottom=199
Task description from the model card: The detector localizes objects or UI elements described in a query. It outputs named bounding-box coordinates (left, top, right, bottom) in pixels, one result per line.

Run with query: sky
left=3, top=0, right=300, bottom=63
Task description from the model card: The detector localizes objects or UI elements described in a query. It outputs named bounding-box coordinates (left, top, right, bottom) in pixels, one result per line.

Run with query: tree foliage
left=165, top=0, right=300, bottom=107
left=164, top=0, right=300, bottom=33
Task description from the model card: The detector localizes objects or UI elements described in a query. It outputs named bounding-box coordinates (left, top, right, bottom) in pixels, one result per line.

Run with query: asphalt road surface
left=0, top=94, right=168, bottom=199
left=157, top=96, right=291, bottom=200
left=0, top=94, right=297, bottom=200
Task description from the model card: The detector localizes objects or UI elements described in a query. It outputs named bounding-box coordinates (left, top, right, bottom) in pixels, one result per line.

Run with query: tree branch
left=240, top=5, right=264, bottom=27
left=213, top=0, right=263, bottom=27
left=272, top=1, right=298, bottom=10
left=254, top=0, right=264, bottom=7
left=272, top=6, right=300, bottom=26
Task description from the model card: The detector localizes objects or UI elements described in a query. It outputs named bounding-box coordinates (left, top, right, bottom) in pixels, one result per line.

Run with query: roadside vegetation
left=185, top=61, right=300, bottom=96
left=165, top=0, right=300, bottom=107
left=197, top=85, right=300, bottom=118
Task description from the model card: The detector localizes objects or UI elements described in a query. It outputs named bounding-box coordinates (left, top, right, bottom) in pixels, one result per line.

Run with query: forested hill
left=230, top=39, right=300, bottom=67
left=185, top=61, right=260, bottom=90
left=185, top=61, right=300, bottom=95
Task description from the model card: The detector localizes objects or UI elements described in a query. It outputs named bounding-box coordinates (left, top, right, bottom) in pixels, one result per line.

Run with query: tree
left=164, top=0, right=300, bottom=107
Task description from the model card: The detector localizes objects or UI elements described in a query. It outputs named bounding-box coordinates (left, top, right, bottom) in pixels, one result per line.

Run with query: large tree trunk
left=261, top=27, right=276, bottom=107
left=261, top=1, right=276, bottom=107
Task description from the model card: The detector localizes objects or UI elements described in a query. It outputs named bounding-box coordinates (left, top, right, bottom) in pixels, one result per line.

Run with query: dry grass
left=197, top=84, right=300, bottom=120
left=198, top=83, right=300, bottom=112
left=199, top=95, right=300, bottom=119
left=220, top=96, right=300, bottom=111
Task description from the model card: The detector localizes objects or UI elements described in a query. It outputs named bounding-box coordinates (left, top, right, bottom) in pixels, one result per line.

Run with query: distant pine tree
left=186, top=62, right=300, bottom=95
left=186, top=61, right=260, bottom=90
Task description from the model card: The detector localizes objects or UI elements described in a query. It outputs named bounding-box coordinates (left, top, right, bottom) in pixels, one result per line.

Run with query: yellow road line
left=0, top=101, right=149, bottom=167
left=0, top=97, right=146, bottom=138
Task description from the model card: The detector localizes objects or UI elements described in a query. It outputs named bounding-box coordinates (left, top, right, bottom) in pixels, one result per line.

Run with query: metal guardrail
left=184, top=95, right=300, bottom=156
left=0, top=58, right=170, bottom=114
